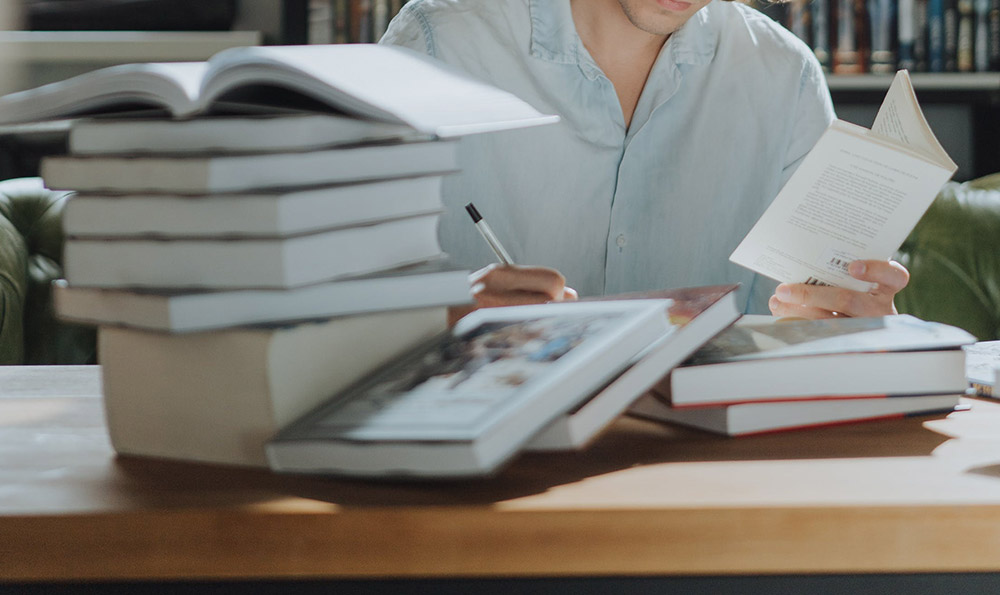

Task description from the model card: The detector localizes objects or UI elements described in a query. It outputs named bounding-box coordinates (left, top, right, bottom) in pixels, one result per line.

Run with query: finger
left=848, top=260, right=910, bottom=295
left=561, top=287, right=578, bottom=301
left=469, top=264, right=566, bottom=301
left=768, top=295, right=840, bottom=319
left=774, top=283, right=888, bottom=318
left=472, top=286, right=559, bottom=308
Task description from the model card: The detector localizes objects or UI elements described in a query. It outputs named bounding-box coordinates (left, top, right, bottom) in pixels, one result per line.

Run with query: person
left=380, top=0, right=910, bottom=321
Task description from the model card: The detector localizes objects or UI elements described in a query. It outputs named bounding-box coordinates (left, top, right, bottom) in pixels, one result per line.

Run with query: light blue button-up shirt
left=381, top=0, right=836, bottom=313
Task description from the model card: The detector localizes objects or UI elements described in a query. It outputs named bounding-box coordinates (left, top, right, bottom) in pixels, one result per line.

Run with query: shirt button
left=616, top=234, right=626, bottom=247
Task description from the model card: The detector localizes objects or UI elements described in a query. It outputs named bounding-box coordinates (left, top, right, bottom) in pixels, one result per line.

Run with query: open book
left=0, top=44, right=558, bottom=137
left=730, top=70, right=957, bottom=291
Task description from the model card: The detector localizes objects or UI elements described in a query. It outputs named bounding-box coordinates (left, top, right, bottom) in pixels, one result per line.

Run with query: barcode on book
left=827, top=256, right=850, bottom=273
left=804, top=276, right=831, bottom=286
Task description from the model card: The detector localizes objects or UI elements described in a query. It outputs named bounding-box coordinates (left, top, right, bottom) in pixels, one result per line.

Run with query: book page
left=730, top=120, right=956, bottom=291
left=870, top=70, right=956, bottom=168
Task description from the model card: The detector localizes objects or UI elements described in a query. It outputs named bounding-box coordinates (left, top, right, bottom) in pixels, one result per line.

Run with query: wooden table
left=5, top=365, right=1000, bottom=591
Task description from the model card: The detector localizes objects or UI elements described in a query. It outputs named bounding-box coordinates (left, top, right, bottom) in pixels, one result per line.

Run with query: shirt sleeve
left=379, top=4, right=435, bottom=57
left=779, top=57, right=837, bottom=187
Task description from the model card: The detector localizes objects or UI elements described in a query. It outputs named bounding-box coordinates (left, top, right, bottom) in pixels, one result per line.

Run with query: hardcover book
left=267, top=299, right=672, bottom=478
left=63, top=212, right=442, bottom=289
left=660, top=314, right=976, bottom=407
left=527, top=284, right=741, bottom=451
left=99, top=306, right=450, bottom=467
left=53, top=260, right=471, bottom=333
left=964, top=340, right=1000, bottom=397
left=41, top=139, right=457, bottom=194
left=62, top=175, right=445, bottom=238
left=629, top=392, right=963, bottom=436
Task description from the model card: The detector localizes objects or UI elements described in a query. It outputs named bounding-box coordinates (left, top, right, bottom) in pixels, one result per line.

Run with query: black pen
left=465, top=202, right=514, bottom=265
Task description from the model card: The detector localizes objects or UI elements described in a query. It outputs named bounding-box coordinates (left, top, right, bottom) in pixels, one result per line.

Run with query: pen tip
left=465, top=203, right=482, bottom=222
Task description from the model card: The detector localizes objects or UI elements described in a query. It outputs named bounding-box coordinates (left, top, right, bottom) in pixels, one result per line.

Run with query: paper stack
left=0, top=43, right=560, bottom=467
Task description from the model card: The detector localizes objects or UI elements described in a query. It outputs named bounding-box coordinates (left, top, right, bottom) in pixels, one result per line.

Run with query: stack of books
left=0, top=43, right=561, bottom=468
left=630, top=314, right=977, bottom=436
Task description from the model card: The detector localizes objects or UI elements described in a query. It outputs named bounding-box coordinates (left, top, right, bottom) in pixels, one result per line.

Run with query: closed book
left=663, top=315, right=976, bottom=407
left=99, top=306, right=449, bottom=467
left=41, top=140, right=457, bottom=194
left=527, top=284, right=741, bottom=451
left=930, top=0, right=947, bottom=70
left=0, top=44, right=559, bottom=137
left=64, top=212, right=442, bottom=289
left=868, top=0, right=897, bottom=73
left=267, top=300, right=671, bottom=478
left=964, top=340, right=1000, bottom=397
left=54, top=260, right=471, bottom=332
left=62, top=175, right=444, bottom=238
left=899, top=0, right=918, bottom=70
left=67, top=113, right=424, bottom=156
left=629, top=392, right=963, bottom=436
left=813, top=0, right=833, bottom=70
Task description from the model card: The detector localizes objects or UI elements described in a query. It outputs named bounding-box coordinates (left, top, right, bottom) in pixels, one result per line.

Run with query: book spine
left=834, top=0, right=866, bottom=72
left=351, top=0, right=373, bottom=43
left=789, top=0, right=813, bottom=45
left=928, top=0, right=947, bottom=70
left=915, top=0, right=930, bottom=69
left=945, top=0, right=960, bottom=69
left=333, top=0, right=350, bottom=43
left=372, top=0, right=390, bottom=41
left=813, top=0, right=833, bottom=70
left=869, top=0, right=898, bottom=72
left=958, top=0, right=976, bottom=70
left=308, top=0, right=333, bottom=44
left=990, top=0, right=1000, bottom=69
left=975, top=0, right=990, bottom=69
left=899, top=0, right=918, bottom=69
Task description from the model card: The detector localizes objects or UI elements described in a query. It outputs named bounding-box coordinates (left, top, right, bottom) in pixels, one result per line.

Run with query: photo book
left=266, top=299, right=672, bottom=478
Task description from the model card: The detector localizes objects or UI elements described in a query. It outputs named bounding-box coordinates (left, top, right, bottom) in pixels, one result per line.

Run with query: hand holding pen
left=460, top=203, right=577, bottom=311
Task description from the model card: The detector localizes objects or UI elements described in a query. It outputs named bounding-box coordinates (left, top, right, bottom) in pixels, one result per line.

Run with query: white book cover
left=64, top=212, right=442, bottom=289
left=42, top=139, right=457, bottom=194
left=100, top=306, right=449, bottom=467
left=730, top=70, right=957, bottom=291
left=68, top=112, right=427, bottom=155
left=54, top=260, right=471, bottom=332
left=267, top=299, right=672, bottom=478
left=62, top=175, right=444, bottom=238
left=0, top=44, right=559, bottom=137
left=629, top=392, right=963, bottom=436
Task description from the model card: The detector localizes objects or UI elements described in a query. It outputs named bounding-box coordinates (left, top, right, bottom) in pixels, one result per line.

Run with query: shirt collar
left=528, top=0, right=719, bottom=69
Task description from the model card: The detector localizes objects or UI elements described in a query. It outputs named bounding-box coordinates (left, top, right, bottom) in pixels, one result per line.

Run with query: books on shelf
left=41, top=139, right=458, bottom=194
left=660, top=314, right=975, bottom=407
left=266, top=299, right=672, bottom=478
left=526, top=284, right=741, bottom=451
left=99, top=307, right=449, bottom=467
left=730, top=70, right=956, bottom=292
left=630, top=391, right=963, bottom=436
left=67, top=113, right=425, bottom=156
left=766, top=0, right=1000, bottom=72
left=63, top=212, right=442, bottom=289
left=62, top=175, right=444, bottom=238
left=0, top=44, right=559, bottom=135
left=964, top=340, right=1000, bottom=396
left=54, top=260, right=471, bottom=333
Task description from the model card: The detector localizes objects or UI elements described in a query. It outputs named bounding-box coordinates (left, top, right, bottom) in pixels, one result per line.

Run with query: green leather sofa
left=0, top=174, right=996, bottom=365
left=0, top=177, right=94, bottom=364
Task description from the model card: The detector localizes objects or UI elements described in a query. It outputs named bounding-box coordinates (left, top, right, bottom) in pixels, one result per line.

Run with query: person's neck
left=570, top=0, right=669, bottom=129
left=570, top=0, right=669, bottom=65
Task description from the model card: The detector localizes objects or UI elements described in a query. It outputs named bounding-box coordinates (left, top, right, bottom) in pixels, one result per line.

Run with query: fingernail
left=849, top=261, right=866, bottom=276
left=776, top=285, right=791, bottom=300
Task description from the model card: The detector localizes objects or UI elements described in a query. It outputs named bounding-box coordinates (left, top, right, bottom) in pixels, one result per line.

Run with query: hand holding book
left=768, top=258, right=911, bottom=318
